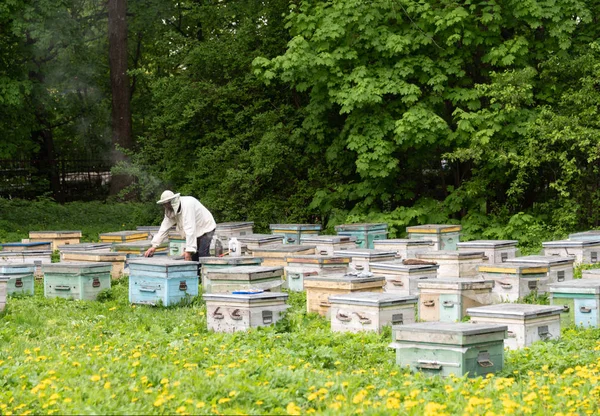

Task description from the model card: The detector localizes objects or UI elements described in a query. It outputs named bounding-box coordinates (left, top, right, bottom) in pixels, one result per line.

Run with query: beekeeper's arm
left=182, top=206, right=198, bottom=261
left=144, top=215, right=176, bottom=257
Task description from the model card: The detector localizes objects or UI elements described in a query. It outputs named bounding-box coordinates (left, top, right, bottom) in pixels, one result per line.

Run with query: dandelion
left=153, top=397, right=165, bottom=407
left=352, top=390, right=368, bottom=404
left=325, top=381, right=334, bottom=388
left=286, top=402, right=301, bottom=415
left=160, top=378, right=169, bottom=385
left=90, top=375, right=101, bottom=382
left=228, top=391, right=237, bottom=397
left=217, top=398, right=230, bottom=404
left=104, top=382, right=111, bottom=389
left=255, top=401, right=263, bottom=406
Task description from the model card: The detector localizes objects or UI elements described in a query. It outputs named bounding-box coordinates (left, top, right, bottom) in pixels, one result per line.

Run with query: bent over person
left=144, top=190, right=216, bottom=261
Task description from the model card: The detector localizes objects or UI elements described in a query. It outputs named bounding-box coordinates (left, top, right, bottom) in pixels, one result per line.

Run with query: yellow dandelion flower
left=176, top=406, right=186, bottom=414
left=307, top=392, right=318, bottom=401
left=325, top=381, right=335, bottom=388
left=196, top=402, right=205, bottom=408
left=256, top=400, right=264, bottom=406
left=286, top=402, right=301, bottom=415
left=228, top=391, right=237, bottom=397
left=160, top=378, right=169, bottom=385
left=153, top=397, right=165, bottom=407
left=104, top=382, right=111, bottom=389
left=217, top=398, right=230, bottom=404
left=90, top=375, right=101, bottom=382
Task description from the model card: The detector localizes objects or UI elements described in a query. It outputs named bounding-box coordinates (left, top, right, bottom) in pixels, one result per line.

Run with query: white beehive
left=299, top=235, right=358, bottom=255
left=332, top=249, right=397, bottom=272
left=457, top=240, right=518, bottom=264
left=467, top=303, right=563, bottom=349
left=415, top=250, right=486, bottom=278
left=0, top=250, right=52, bottom=278
left=477, top=263, right=550, bottom=302
left=372, top=239, right=435, bottom=259
left=369, top=260, right=438, bottom=296
left=417, top=279, right=494, bottom=322
left=542, top=239, right=600, bottom=265
left=582, top=269, right=600, bottom=279
left=236, top=234, right=283, bottom=252
left=204, top=292, right=289, bottom=333
left=284, top=255, right=351, bottom=292
left=214, top=222, right=254, bottom=244
left=504, top=256, right=574, bottom=288
left=58, top=243, right=112, bottom=254
left=203, top=266, right=284, bottom=294
left=329, top=293, right=417, bottom=333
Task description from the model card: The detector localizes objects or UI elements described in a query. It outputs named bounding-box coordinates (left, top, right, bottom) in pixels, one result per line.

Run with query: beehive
left=0, top=251, right=52, bottom=277
left=549, top=278, right=600, bottom=328
left=61, top=251, right=128, bottom=279
left=568, top=230, right=600, bottom=241
left=504, top=256, right=574, bottom=288
left=0, top=241, right=52, bottom=252
left=128, top=257, right=199, bottom=306
left=457, top=240, right=518, bottom=264
left=389, top=322, right=507, bottom=378
left=478, top=263, right=550, bottom=302
left=299, top=235, right=358, bottom=255
left=99, top=230, right=149, bottom=243
left=467, top=303, right=563, bottom=350
left=269, top=224, right=322, bottom=244
left=329, top=293, right=417, bottom=333
left=197, top=256, right=263, bottom=282
left=204, top=292, right=289, bottom=333
left=236, top=234, right=283, bottom=252
left=0, top=263, right=35, bottom=296
left=415, top=250, right=486, bottom=278
left=332, top=249, right=397, bottom=273
left=214, top=222, right=254, bottom=245
left=58, top=243, right=112, bottom=253
left=582, top=269, right=600, bottom=279
left=542, top=239, right=600, bottom=265
left=334, top=223, right=388, bottom=249
left=417, top=279, right=494, bottom=322
left=369, top=261, right=439, bottom=296
left=406, top=224, right=462, bottom=251
left=203, top=266, right=284, bottom=294
left=168, top=232, right=186, bottom=256
left=43, top=262, right=112, bottom=300
left=285, top=255, right=351, bottom=292
left=112, top=241, right=168, bottom=257
left=29, top=230, right=82, bottom=250
left=304, top=274, right=386, bottom=317
left=372, top=239, right=435, bottom=259
left=250, top=245, right=316, bottom=268
left=0, top=276, right=7, bottom=311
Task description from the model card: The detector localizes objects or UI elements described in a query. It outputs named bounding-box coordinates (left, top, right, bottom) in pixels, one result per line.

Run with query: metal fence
left=0, top=159, right=112, bottom=201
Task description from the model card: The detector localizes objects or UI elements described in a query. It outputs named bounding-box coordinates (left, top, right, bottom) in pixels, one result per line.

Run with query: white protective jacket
left=151, top=196, right=216, bottom=253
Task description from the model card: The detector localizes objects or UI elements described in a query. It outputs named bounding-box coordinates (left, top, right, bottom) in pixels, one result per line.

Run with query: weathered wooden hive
left=477, top=263, right=549, bottom=302
left=332, top=248, right=397, bottom=272
left=372, top=239, right=434, bottom=260
left=203, top=292, right=289, bottom=333
left=112, top=241, right=168, bottom=258
left=236, top=234, right=282, bottom=252
left=61, top=250, right=128, bottom=279
left=415, top=250, right=486, bottom=278
left=303, top=273, right=386, bottom=317
left=0, top=251, right=52, bottom=277
left=203, top=266, right=284, bottom=294
left=406, top=224, right=462, bottom=251
left=329, top=293, right=417, bottom=333
left=334, top=223, right=388, bottom=249
left=0, top=262, right=35, bottom=296
left=250, top=244, right=316, bottom=268
left=284, top=255, right=351, bottom=292
left=197, top=256, right=263, bottom=282
left=568, top=230, right=600, bottom=241
left=29, top=230, right=82, bottom=250
left=368, top=260, right=438, bottom=296
left=549, top=278, right=600, bottom=329
left=0, top=241, right=52, bottom=252
left=299, top=235, right=357, bottom=255
left=214, top=222, right=254, bottom=245
left=504, top=255, right=574, bottom=289
left=417, top=279, right=494, bottom=322
left=269, top=223, right=322, bottom=245
left=42, top=262, right=112, bottom=301
left=467, top=303, right=563, bottom=350
left=99, top=230, right=149, bottom=243
left=582, top=269, right=600, bottom=279
left=128, top=257, right=199, bottom=306
left=58, top=243, right=112, bottom=254
left=389, top=322, right=507, bottom=378
left=168, top=231, right=186, bottom=256
left=542, top=239, right=600, bottom=265
left=457, top=240, right=518, bottom=264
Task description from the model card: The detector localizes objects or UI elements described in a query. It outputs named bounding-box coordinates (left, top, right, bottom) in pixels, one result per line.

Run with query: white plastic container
left=228, top=237, right=241, bottom=257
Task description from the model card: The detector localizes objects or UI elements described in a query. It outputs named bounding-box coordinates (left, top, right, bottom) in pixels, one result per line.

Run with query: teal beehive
left=269, top=224, right=322, bottom=244
left=549, top=278, right=600, bottom=328
left=128, top=257, right=199, bottom=306
left=334, top=223, right=388, bottom=249
left=0, top=263, right=35, bottom=296
left=43, top=262, right=112, bottom=300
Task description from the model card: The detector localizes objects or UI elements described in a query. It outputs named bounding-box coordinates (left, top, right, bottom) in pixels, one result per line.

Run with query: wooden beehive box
left=58, top=243, right=112, bottom=254
left=304, top=274, right=386, bottom=317
left=112, top=241, right=168, bottom=257
left=0, top=241, right=52, bottom=252
left=369, top=260, right=438, bottom=296
left=236, top=234, right=283, bottom=252
left=269, top=223, right=322, bottom=245
left=332, top=248, right=397, bottom=272
left=542, top=239, right=600, bottom=265
left=373, top=239, right=435, bottom=260
left=457, top=240, right=518, bottom=264
left=406, top=224, right=462, bottom=251
left=250, top=244, right=316, bottom=268
left=299, top=235, right=358, bottom=255
left=568, top=230, right=600, bottom=241
left=0, top=276, right=7, bottom=311
left=389, top=322, right=507, bottom=378
left=214, top=222, right=254, bottom=244
left=504, top=255, right=574, bottom=288
left=204, top=292, right=289, bottom=333
left=128, top=257, right=199, bottom=306
left=29, top=230, right=82, bottom=250
left=62, top=251, right=128, bottom=279
left=285, top=255, right=351, bottom=292
left=0, top=262, right=35, bottom=296
left=329, top=293, right=417, bottom=333
left=415, top=250, right=486, bottom=278
left=99, top=230, right=149, bottom=243
left=334, top=223, right=388, bottom=249
left=197, top=256, right=263, bottom=282
left=582, top=269, right=600, bottom=279
left=549, top=278, right=600, bottom=329
left=478, top=263, right=549, bottom=302
left=417, top=279, right=494, bottom=322
left=203, top=266, right=284, bottom=294
left=42, top=262, right=112, bottom=301
left=168, top=231, right=186, bottom=256
left=467, top=303, right=563, bottom=350
left=0, top=251, right=52, bottom=278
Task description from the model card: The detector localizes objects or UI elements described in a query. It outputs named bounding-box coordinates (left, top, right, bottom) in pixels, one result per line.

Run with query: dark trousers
left=192, top=229, right=215, bottom=261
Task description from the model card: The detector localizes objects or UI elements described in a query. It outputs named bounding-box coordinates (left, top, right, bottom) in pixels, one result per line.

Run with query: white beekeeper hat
left=157, top=190, right=181, bottom=212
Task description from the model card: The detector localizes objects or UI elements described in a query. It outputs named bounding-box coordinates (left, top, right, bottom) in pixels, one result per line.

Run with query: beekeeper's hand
left=144, top=247, right=156, bottom=257
left=184, top=251, right=192, bottom=261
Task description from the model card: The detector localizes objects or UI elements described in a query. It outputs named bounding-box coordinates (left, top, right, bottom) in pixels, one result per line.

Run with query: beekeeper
left=144, top=190, right=216, bottom=261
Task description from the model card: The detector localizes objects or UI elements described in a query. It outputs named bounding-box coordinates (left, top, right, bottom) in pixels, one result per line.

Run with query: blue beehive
left=128, top=257, right=199, bottom=306
left=0, top=262, right=35, bottom=296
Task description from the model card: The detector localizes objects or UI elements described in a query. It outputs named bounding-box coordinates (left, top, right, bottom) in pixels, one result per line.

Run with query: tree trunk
left=108, top=0, right=133, bottom=196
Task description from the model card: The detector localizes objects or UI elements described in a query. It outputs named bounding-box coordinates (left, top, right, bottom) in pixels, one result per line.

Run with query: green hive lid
left=417, top=278, right=494, bottom=290
left=251, top=244, right=317, bottom=253
left=335, top=223, right=388, bottom=231
left=548, top=278, right=600, bottom=294
left=203, top=291, right=288, bottom=303
left=332, top=248, right=397, bottom=258
left=405, top=224, right=462, bottom=233
left=269, top=224, right=322, bottom=231
left=369, top=261, right=439, bottom=272
left=467, top=303, right=563, bottom=319
left=457, top=240, right=518, bottom=249
left=42, top=262, right=112, bottom=274
left=393, top=322, right=507, bottom=345
left=543, top=239, right=600, bottom=248
left=197, top=256, right=263, bottom=265
left=300, top=235, right=356, bottom=244
left=329, top=292, right=417, bottom=307
left=504, top=255, right=574, bottom=266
